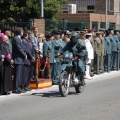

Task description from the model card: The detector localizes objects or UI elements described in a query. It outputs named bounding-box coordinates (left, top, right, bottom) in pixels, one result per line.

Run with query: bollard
left=35, top=52, right=39, bottom=89
left=97, top=55, right=99, bottom=74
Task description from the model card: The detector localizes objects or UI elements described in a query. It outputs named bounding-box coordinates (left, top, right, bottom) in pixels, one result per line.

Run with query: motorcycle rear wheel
left=75, top=84, right=84, bottom=93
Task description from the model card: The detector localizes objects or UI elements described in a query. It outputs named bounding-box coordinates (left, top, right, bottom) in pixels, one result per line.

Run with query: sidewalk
left=0, top=70, right=120, bottom=101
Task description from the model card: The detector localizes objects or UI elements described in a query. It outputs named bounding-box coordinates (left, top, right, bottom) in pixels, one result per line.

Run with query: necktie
left=29, top=42, right=32, bottom=49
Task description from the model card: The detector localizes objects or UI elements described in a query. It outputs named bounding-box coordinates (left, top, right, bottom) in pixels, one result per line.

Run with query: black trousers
left=0, top=65, right=3, bottom=94
left=27, top=64, right=34, bottom=87
left=13, top=64, right=23, bottom=90
left=22, top=65, right=30, bottom=88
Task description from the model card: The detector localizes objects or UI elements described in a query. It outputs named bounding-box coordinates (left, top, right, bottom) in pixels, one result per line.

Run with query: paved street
left=0, top=71, right=120, bottom=120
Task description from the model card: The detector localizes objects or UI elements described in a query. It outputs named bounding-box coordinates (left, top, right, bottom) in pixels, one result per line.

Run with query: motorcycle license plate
left=61, top=58, right=71, bottom=63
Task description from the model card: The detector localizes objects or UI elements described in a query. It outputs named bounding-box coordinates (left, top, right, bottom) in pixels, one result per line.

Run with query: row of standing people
left=0, top=27, right=38, bottom=94
left=0, top=26, right=120, bottom=94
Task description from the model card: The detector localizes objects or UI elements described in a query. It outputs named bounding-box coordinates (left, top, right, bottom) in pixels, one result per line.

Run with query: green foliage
left=0, top=0, right=68, bottom=21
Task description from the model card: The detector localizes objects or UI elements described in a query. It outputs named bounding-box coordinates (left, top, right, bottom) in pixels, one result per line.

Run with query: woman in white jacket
left=85, top=33, right=94, bottom=79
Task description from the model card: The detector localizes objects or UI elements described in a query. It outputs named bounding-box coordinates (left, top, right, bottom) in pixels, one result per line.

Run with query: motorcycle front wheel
left=59, top=71, right=70, bottom=97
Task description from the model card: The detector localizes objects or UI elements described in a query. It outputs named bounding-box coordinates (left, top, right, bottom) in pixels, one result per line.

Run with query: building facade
left=56, top=0, right=120, bottom=30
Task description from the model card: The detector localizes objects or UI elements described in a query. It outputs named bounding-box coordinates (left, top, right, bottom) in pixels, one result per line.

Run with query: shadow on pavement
left=30, top=91, right=79, bottom=98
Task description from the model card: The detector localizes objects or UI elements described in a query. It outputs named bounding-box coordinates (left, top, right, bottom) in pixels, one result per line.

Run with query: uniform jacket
left=31, top=36, right=39, bottom=51
left=22, top=39, right=33, bottom=65
left=110, top=35, right=117, bottom=52
left=43, top=40, right=54, bottom=63
left=85, top=39, right=94, bottom=59
left=28, top=39, right=35, bottom=58
left=52, top=39, right=62, bottom=63
left=94, top=37, right=104, bottom=56
left=104, top=37, right=111, bottom=54
left=113, top=35, right=120, bottom=52
left=12, top=36, right=26, bottom=65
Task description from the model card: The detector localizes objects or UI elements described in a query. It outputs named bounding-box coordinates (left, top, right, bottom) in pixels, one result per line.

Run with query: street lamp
left=105, top=0, right=108, bottom=30
left=40, top=0, right=44, bottom=18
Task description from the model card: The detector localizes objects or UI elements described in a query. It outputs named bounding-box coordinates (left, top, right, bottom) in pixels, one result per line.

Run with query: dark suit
left=21, top=39, right=33, bottom=88
left=12, top=36, right=26, bottom=90
left=27, top=39, right=35, bottom=87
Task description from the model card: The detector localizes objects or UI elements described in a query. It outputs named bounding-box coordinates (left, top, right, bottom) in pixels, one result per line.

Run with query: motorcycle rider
left=62, top=32, right=87, bottom=86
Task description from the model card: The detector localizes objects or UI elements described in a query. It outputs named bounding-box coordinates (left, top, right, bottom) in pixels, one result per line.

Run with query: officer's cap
left=76, top=31, right=80, bottom=34
left=80, top=31, right=85, bottom=34
left=99, top=28, right=105, bottom=32
left=54, top=31, right=61, bottom=35
left=60, top=31, right=65, bottom=35
left=88, top=29, right=95, bottom=33
left=86, top=33, right=92, bottom=36
left=108, top=28, right=114, bottom=31
left=65, top=31, right=71, bottom=35
left=96, top=32, right=102, bottom=35
left=71, top=32, right=78, bottom=38
left=46, top=33, right=54, bottom=38
left=83, top=27, right=88, bottom=31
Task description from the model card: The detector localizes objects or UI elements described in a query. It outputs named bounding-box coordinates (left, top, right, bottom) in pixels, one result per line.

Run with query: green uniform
left=94, top=37, right=104, bottom=73
left=43, top=40, right=54, bottom=80
left=110, top=35, right=117, bottom=70
left=114, top=35, right=120, bottom=69
left=62, top=39, right=87, bottom=85
left=104, top=36, right=111, bottom=71
left=52, top=39, right=62, bottom=84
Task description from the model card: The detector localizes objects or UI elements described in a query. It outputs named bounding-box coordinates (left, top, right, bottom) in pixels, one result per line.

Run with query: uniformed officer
left=62, top=32, right=87, bottom=86
left=59, top=31, right=66, bottom=48
left=109, top=29, right=117, bottom=70
left=43, top=33, right=54, bottom=81
left=88, top=29, right=96, bottom=77
left=99, top=29, right=106, bottom=72
left=104, top=30, right=112, bottom=72
left=114, top=30, right=120, bottom=69
left=84, top=33, right=94, bottom=79
left=79, top=31, right=86, bottom=44
left=94, top=32, right=104, bottom=73
left=52, top=31, right=62, bottom=85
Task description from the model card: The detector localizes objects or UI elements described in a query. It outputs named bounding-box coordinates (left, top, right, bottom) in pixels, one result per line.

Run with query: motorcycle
left=57, top=52, right=85, bottom=97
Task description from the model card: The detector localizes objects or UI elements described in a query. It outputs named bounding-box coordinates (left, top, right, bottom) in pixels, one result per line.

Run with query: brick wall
left=57, top=13, right=116, bottom=23
left=33, top=19, right=45, bottom=34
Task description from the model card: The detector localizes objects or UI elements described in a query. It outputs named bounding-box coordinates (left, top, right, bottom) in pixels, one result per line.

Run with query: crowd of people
left=0, top=26, right=120, bottom=96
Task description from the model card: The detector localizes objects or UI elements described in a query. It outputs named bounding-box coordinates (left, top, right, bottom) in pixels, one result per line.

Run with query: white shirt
left=85, top=39, right=94, bottom=60
left=38, top=43, right=43, bottom=54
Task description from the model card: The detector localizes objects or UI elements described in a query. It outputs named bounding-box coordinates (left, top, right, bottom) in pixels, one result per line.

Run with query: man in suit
left=21, top=32, right=35, bottom=91
left=31, top=26, right=39, bottom=52
left=27, top=30, right=35, bottom=88
left=12, top=28, right=27, bottom=93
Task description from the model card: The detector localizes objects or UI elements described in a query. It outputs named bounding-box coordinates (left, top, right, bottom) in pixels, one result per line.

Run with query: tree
left=0, top=0, right=68, bottom=21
